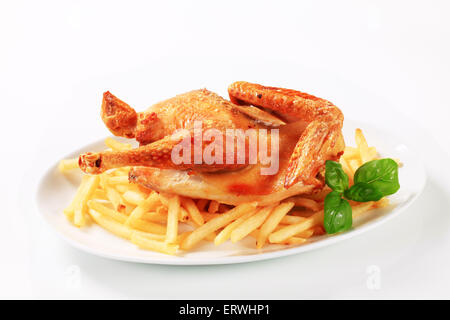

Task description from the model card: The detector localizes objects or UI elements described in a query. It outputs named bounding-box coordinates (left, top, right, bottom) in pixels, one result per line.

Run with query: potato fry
left=166, top=195, right=180, bottom=244
left=351, top=202, right=375, bottom=218
left=268, top=210, right=324, bottom=244
left=158, top=193, right=170, bottom=207
left=88, top=209, right=132, bottom=239
left=92, top=189, right=107, bottom=199
left=131, top=232, right=178, bottom=255
left=257, top=202, right=295, bottom=248
left=202, top=212, right=221, bottom=222
left=181, top=202, right=257, bottom=250
left=281, top=237, right=308, bottom=245
left=348, top=159, right=361, bottom=174
left=115, top=184, right=141, bottom=193
left=196, top=199, right=209, bottom=211
left=176, top=231, right=192, bottom=244
left=355, top=128, right=371, bottom=163
left=125, top=193, right=160, bottom=226
left=141, top=211, right=167, bottom=224
left=129, top=218, right=166, bottom=234
left=342, top=146, right=359, bottom=159
left=287, top=197, right=320, bottom=211
left=104, top=185, right=125, bottom=211
left=214, top=210, right=256, bottom=245
left=280, top=215, right=307, bottom=225
left=181, top=197, right=204, bottom=225
left=64, top=175, right=90, bottom=221
left=104, top=137, right=132, bottom=151
left=132, top=230, right=166, bottom=241
left=218, top=204, right=230, bottom=213
left=73, top=175, right=100, bottom=227
left=87, top=200, right=128, bottom=224
left=58, top=158, right=79, bottom=172
left=230, top=205, right=275, bottom=243
left=179, top=207, right=190, bottom=222
left=122, top=190, right=147, bottom=205
left=208, top=200, right=220, bottom=214
left=107, top=176, right=130, bottom=185
left=339, top=157, right=354, bottom=182
left=375, top=197, right=390, bottom=208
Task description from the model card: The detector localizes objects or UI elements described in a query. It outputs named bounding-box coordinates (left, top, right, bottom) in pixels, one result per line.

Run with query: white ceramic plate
left=35, top=119, right=426, bottom=265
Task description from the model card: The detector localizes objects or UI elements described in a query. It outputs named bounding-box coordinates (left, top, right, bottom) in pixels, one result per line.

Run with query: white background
left=1, top=0, right=450, bottom=299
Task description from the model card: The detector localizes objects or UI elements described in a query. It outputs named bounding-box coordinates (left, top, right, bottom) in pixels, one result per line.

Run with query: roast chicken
left=79, top=81, right=345, bottom=205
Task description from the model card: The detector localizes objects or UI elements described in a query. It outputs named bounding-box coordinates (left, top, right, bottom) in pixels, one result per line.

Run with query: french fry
left=88, top=209, right=132, bottom=239
left=107, top=176, right=130, bottom=185
left=166, top=195, right=180, bottom=244
left=73, top=175, right=100, bottom=227
left=185, top=220, right=217, bottom=241
left=348, top=159, right=361, bottom=175
left=158, top=193, right=170, bottom=207
left=87, top=200, right=128, bottom=224
left=230, top=205, right=275, bottom=243
left=339, top=157, right=354, bottom=184
left=181, top=197, right=204, bottom=226
left=342, top=146, right=359, bottom=159
left=131, top=232, right=178, bottom=255
left=257, top=202, right=295, bottom=248
left=132, top=230, right=166, bottom=241
left=115, top=184, right=141, bottom=193
left=281, top=237, right=308, bottom=245
left=355, top=128, right=371, bottom=163
left=280, top=214, right=307, bottom=225
left=268, top=210, right=324, bottom=244
left=214, top=210, right=256, bottom=245
left=202, top=212, right=221, bottom=222
left=181, top=202, right=257, bottom=250
left=196, top=199, right=209, bottom=211
left=375, top=197, right=389, bottom=208
left=351, top=202, right=375, bottom=218
left=287, top=197, right=320, bottom=211
left=104, top=137, right=132, bottom=151
left=122, top=190, right=146, bottom=205
left=179, top=207, right=190, bottom=222
left=218, top=204, right=230, bottom=213
left=141, top=211, right=167, bottom=224
left=368, top=147, right=378, bottom=161
left=125, top=193, right=160, bottom=227
left=208, top=200, right=220, bottom=214
left=92, top=189, right=107, bottom=199
left=129, top=218, right=166, bottom=234
left=64, top=175, right=90, bottom=221
left=58, top=158, right=79, bottom=172
left=104, top=185, right=125, bottom=211
left=174, top=232, right=191, bottom=245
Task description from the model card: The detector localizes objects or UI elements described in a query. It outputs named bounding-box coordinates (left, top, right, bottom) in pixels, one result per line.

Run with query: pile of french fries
left=60, top=130, right=391, bottom=255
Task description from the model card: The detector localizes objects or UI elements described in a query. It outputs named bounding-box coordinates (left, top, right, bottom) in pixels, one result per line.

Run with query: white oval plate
left=35, top=119, right=426, bottom=265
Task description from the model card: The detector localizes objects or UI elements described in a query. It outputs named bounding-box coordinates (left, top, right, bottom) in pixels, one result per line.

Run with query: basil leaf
left=354, top=158, right=400, bottom=196
left=344, top=182, right=383, bottom=202
left=324, top=191, right=353, bottom=234
left=325, top=160, right=349, bottom=193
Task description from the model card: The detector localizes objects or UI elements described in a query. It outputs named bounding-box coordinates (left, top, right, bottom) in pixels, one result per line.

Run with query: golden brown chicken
left=79, top=81, right=344, bottom=205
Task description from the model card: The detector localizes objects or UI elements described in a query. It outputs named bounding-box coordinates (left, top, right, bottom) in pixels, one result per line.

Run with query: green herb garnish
left=323, top=158, right=400, bottom=234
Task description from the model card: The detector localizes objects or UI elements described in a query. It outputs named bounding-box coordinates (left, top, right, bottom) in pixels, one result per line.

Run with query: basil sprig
left=325, top=160, right=349, bottom=193
left=323, top=158, right=400, bottom=234
left=324, top=191, right=352, bottom=234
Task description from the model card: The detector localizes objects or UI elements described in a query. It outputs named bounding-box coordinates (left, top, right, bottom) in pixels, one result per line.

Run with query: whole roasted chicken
left=79, top=81, right=345, bottom=205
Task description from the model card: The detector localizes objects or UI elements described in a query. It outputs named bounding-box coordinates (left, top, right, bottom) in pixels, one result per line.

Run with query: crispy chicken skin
left=228, top=81, right=344, bottom=187
left=79, top=82, right=345, bottom=205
